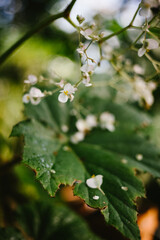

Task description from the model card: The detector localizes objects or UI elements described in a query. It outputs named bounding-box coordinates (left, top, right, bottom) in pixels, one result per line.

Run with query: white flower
left=86, top=115, right=97, bottom=128
left=76, top=115, right=97, bottom=133
left=81, top=64, right=95, bottom=87
left=70, top=131, right=85, bottom=144
left=58, top=83, right=77, bottom=103
left=139, top=0, right=159, bottom=17
left=82, top=73, right=92, bottom=87
left=100, top=112, right=115, bottom=132
left=133, top=65, right=145, bottom=75
left=29, top=87, right=45, bottom=105
left=22, top=87, right=45, bottom=105
left=22, top=93, right=30, bottom=103
left=76, top=119, right=91, bottom=133
left=148, top=81, right=157, bottom=91
left=133, top=78, right=156, bottom=108
left=77, top=44, right=86, bottom=56
left=24, top=75, right=37, bottom=85
left=55, top=79, right=65, bottom=88
left=138, top=38, right=159, bottom=57
left=80, top=28, right=93, bottom=40
left=81, top=64, right=94, bottom=74
left=86, top=175, right=103, bottom=189
left=29, top=87, right=44, bottom=98
left=93, top=195, right=99, bottom=200
left=86, top=174, right=104, bottom=194
left=136, top=154, right=143, bottom=161
left=61, top=125, right=69, bottom=133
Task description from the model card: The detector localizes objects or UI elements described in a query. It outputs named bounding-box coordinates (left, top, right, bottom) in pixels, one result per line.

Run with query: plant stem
left=99, top=4, right=141, bottom=44
left=0, top=12, right=63, bottom=66
left=131, top=31, right=144, bottom=47
left=129, top=4, right=141, bottom=26
left=65, top=16, right=79, bottom=30
left=98, top=187, right=105, bottom=195
left=0, top=0, right=77, bottom=66
left=148, top=30, right=160, bottom=43
left=100, top=25, right=130, bottom=43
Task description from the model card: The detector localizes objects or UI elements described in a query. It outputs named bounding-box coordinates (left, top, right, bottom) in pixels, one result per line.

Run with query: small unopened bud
left=90, top=22, right=96, bottom=29
left=79, top=42, right=84, bottom=48
left=99, top=32, right=105, bottom=38
left=91, top=59, right=96, bottom=64
left=92, top=35, right=100, bottom=41
left=77, top=15, right=85, bottom=24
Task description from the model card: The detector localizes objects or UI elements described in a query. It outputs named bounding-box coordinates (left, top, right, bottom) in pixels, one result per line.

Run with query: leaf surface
left=11, top=94, right=160, bottom=240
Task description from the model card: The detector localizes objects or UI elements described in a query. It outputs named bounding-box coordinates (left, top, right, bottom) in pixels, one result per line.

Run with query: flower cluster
left=70, top=112, right=116, bottom=144
left=99, top=112, right=116, bottom=132
left=132, top=78, right=157, bottom=108
left=23, top=75, right=45, bottom=105
left=76, top=42, right=96, bottom=87
left=76, top=17, right=106, bottom=88
left=80, top=24, right=101, bottom=42
left=80, top=63, right=95, bottom=87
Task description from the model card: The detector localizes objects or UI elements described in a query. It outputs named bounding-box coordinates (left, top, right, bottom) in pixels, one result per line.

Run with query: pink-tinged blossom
left=24, top=75, right=37, bottom=85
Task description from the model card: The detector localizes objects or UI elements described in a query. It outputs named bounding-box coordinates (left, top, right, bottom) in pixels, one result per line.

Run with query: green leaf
left=149, top=27, right=160, bottom=38
left=83, top=129, right=160, bottom=178
left=72, top=143, right=144, bottom=240
left=11, top=94, right=160, bottom=240
left=11, top=119, right=85, bottom=196
left=0, top=202, right=100, bottom=240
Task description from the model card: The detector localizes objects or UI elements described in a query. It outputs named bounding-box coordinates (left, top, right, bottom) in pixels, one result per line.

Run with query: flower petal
left=81, top=64, right=94, bottom=73
left=76, top=119, right=90, bottom=132
left=24, top=75, right=37, bottom=85
left=22, top=94, right=30, bottom=103
left=138, top=47, right=146, bottom=57
left=64, top=83, right=76, bottom=94
left=55, top=80, right=64, bottom=88
left=70, top=94, right=74, bottom=102
left=58, top=92, right=68, bottom=103
left=139, top=7, right=151, bottom=17
left=86, top=115, right=97, bottom=128
left=147, top=39, right=159, bottom=50
left=30, top=97, right=41, bottom=105
left=29, top=87, right=44, bottom=98
left=106, top=123, right=115, bottom=132
left=86, top=175, right=103, bottom=189
left=70, top=131, right=85, bottom=144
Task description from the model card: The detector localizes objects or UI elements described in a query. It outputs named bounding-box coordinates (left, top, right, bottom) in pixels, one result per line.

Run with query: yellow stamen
left=91, top=174, right=95, bottom=178
left=64, top=90, right=68, bottom=96
left=144, top=3, right=150, bottom=8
